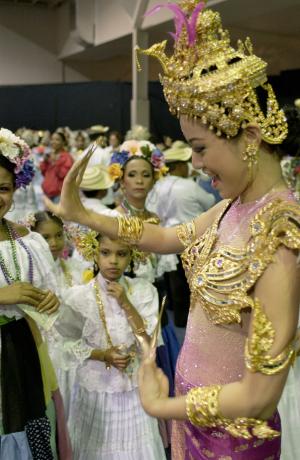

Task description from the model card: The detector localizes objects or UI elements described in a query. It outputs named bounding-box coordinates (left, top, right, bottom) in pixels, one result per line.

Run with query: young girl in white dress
left=27, top=211, right=86, bottom=420
left=29, top=211, right=84, bottom=289
left=57, top=232, right=166, bottom=459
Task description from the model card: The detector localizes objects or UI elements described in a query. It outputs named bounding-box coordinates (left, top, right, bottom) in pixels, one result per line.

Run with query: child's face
left=96, top=237, right=131, bottom=281
left=37, top=220, right=65, bottom=260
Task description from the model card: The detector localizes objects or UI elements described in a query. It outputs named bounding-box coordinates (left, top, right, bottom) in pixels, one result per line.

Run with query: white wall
left=0, top=23, right=87, bottom=85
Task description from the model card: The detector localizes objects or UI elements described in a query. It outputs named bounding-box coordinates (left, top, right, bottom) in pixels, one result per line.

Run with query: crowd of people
left=0, top=1, right=299, bottom=460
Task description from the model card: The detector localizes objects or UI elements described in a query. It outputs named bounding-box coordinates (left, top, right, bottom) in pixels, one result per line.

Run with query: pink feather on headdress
left=145, top=3, right=188, bottom=42
left=144, top=1, right=205, bottom=46
left=187, top=2, right=205, bottom=45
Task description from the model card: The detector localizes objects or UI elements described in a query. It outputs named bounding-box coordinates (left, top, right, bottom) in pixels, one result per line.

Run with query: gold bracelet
left=103, top=349, right=111, bottom=370
left=186, top=385, right=280, bottom=440
left=117, top=216, right=144, bottom=245
left=134, top=326, right=146, bottom=335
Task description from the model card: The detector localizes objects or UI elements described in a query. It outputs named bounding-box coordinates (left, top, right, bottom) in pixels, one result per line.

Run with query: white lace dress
left=56, top=273, right=166, bottom=460
left=46, top=256, right=87, bottom=423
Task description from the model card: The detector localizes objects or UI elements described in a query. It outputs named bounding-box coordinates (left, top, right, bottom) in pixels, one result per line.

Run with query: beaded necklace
left=0, top=220, right=34, bottom=284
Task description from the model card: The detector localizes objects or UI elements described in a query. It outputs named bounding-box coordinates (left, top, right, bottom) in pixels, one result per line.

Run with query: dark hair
left=31, top=211, right=63, bottom=231
left=122, top=155, right=155, bottom=178
left=0, top=154, right=16, bottom=185
left=82, top=189, right=99, bottom=198
left=53, top=131, right=66, bottom=144
left=276, top=106, right=300, bottom=158
left=167, top=160, right=187, bottom=173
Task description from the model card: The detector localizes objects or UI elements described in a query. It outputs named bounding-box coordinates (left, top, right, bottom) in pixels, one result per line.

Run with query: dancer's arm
left=45, top=151, right=224, bottom=255
left=139, top=246, right=299, bottom=431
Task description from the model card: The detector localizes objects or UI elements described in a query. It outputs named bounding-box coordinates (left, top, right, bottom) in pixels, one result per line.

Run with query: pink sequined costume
left=172, top=190, right=296, bottom=460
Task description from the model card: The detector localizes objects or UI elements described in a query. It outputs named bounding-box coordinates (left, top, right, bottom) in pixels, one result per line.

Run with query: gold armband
left=176, top=220, right=196, bottom=248
left=117, top=216, right=144, bottom=245
left=245, top=298, right=295, bottom=375
left=186, top=385, right=280, bottom=440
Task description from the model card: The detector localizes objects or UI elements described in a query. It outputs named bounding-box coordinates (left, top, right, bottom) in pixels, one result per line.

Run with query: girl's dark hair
left=122, top=155, right=155, bottom=178
left=31, top=211, right=63, bottom=231
left=0, top=154, right=16, bottom=185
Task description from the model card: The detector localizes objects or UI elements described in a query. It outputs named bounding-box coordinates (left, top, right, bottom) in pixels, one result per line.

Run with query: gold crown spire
left=138, top=2, right=288, bottom=144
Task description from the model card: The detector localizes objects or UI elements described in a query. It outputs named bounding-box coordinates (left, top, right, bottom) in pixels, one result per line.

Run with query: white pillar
left=131, top=28, right=150, bottom=128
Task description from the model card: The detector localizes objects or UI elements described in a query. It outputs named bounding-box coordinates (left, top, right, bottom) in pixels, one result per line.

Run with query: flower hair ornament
left=108, top=140, right=168, bottom=181
left=64, top=223, right=100, bottom=262
left=18, top=213, right=37, bottom=229
left=0, top=128, right=35, bottom=188
left=136, top=0, right=288, bottom=145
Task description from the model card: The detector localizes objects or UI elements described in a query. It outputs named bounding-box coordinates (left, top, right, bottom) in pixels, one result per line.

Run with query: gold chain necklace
left=93, top=279, right=137, bottom=374
left=93, top=280, right=114, bottom=348
left=60, top=259, right=73, bottom=287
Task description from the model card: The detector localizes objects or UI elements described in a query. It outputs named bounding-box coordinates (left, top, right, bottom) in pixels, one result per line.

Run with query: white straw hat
left=88, top=125, right=109, bottom=134
left=80, top=165, right=114, bottom=191
left=164, top=140, right=192, bottom=163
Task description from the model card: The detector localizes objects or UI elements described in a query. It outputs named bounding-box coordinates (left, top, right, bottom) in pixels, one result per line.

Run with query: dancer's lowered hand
left=138, top=357, right=169, bottom=417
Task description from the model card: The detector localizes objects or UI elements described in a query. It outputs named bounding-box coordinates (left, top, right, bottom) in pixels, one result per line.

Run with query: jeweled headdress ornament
left=137, top=0, right=288, bottom=144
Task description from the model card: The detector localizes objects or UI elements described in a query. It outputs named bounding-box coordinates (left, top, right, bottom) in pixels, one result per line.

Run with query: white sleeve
left=53, top=285, right=94, bottom=369
left=128, top=278, right=160, bottom=335
left=29, top=232, right=60, bottom=294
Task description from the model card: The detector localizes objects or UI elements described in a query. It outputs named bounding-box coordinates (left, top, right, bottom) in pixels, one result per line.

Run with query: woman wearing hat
left=80, top=165, right=114, bottom=214
left=46, top=2, right=300, bottom=458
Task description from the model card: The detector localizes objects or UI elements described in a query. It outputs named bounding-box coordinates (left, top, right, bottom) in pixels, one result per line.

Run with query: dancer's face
left=121, top=158, right=154, bottom=203
left=180, top=115, right=250, bottom=199
left=37, top=220, right=65, bottom=260
left=97, top=237, right=131, bottom=281
left=0, top=166, right=14, bottom=220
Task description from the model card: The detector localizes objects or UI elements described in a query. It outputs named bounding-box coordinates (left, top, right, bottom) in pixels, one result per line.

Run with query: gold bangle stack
left=186, top=385, right=280, bottom=440
left=117, top=216, right=144, bottom=245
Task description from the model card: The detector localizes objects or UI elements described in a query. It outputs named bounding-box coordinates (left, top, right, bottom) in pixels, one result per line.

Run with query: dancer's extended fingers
left=75, top=146, right=96, bottom=185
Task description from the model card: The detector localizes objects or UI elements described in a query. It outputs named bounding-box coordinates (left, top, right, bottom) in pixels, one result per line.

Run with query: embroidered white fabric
left=0, top=231, right=59, bottom=319
left=56, top=274, right=160, bottom=393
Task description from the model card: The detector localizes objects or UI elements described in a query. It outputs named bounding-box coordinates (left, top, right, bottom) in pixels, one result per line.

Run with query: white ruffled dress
left=46, top=256, right=87, bottom=422
left=57, top=273, right=166, bottom=460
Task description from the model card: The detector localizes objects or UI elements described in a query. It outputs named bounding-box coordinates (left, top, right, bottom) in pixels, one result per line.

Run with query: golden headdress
left=138, top=0, right=288, bottom=144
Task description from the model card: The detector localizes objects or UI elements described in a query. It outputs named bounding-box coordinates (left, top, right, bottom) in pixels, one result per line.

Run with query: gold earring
left=243, top=143, right=258, bottom=169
